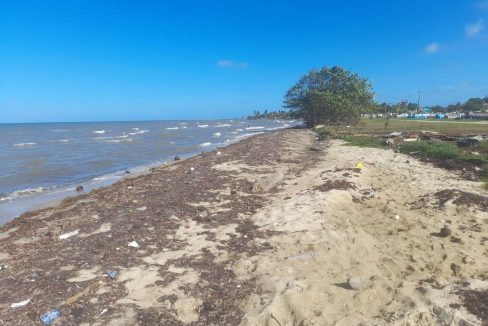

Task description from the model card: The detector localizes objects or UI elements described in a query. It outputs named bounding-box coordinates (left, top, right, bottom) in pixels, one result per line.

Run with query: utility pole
left=417, top=91, right=421, bottom=114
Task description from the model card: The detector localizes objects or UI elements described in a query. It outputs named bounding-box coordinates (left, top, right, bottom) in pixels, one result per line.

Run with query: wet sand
left=1, top=129, right=487, bottom=325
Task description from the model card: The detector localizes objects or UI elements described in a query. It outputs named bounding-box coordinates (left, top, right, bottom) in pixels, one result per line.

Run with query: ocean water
left=0, top=119, right=297, bottom=224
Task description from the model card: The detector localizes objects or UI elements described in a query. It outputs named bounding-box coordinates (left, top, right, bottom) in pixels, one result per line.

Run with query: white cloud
left=465, top=19, right=484, bottom=37
left=475, top=0, right=488, bottom=10
left=425, top=42, right=439, bottom=54
left=216, top=59, right=248, bottom=69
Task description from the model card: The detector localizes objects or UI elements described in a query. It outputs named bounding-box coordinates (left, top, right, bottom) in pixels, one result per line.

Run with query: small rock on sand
left=75, top=185, right=84, bottom=192
left=439, top=226, right=451, bottom=237
left=347, top=276, right=362, bottom=290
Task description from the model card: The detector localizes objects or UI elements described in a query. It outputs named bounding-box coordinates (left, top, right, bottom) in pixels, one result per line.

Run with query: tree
left=463, top=98, right=484, bottom=112
left=283, top=66, right=374, bottom=128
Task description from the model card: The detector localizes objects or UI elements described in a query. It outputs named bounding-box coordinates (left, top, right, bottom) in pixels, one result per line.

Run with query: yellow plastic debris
left=356, top=162, right=363, bottom=169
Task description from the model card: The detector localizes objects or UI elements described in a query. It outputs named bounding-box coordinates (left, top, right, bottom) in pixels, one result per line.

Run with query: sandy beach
left=1, top=129, right=487, bottom=325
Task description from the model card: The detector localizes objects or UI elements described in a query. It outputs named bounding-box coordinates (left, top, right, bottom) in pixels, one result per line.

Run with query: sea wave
left=128, top=129, right=149, bottom=135
left=235, top=132, right=265, bottom=139
left=212, top=123, right=231, bottom=127
left=57, top=139, right=72, bottom=143
left=0, top=186, right=50, bottom=202
left=197, top=124, right=209, bottom=128
left=245, top=126, right=265, bottom=130
left=213, top=132, right=221, bottom=137
left=93, top=130, right=106, bottom=134
left=199, top=142, right=212, bottom=147
left=14, top=142, right=37, bottom=148
left=166, top=127, right=179, bottom=130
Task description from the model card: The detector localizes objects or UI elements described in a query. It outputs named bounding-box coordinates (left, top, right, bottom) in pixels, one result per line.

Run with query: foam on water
left=14, top=142, right=37, bottom=147
left=92, top=130, right=106, bottom=134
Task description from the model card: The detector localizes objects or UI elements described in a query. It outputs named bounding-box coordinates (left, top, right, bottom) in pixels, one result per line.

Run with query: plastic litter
left=128, top=241, right=139, bottom=248
left=40, top=309, right=61, bottom=325
left=59, top=230, right=79, bottom=240
left=10, top=298, right=31, bottom=308
left=106, top=271, right=118, bottom=279
left=217, top=151, right=222, bottom=156
left=356, top=162, right=363, bottom=169
left=136, top=206, right=147, bottom=211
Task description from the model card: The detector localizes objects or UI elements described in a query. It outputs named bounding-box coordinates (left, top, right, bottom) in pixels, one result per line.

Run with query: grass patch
left=398, top=141, right=461, bottom=160
left=316, top=118, right=488, bottom=135
left=474, top=140, right=488, bottom=155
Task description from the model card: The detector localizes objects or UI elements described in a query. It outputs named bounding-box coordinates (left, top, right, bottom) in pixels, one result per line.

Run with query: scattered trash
left=174, top=156, right=181, bottom=161
left=287, top=251, right=319, bottom=261
left=136, top=206, right=147, bottom=211
left=394, top=215, right=400, bottom=220
left=217, top=151, right=221, bottom=156
left=106, top=271, right=118, bottom=279
left=10, top=298, right=31, bottom=308
left=40, top=309, right=61, bottom=325
left=356, top=162, right=363, bottom=170
left=75, top=185, right=84, bottom=192
left=125, top=170, right=130, bottom=174
left=128, top=241, right=139, bottom=248
left=100, top=308, right=108, bottom=315
left=59, top=230, right=79, bottom=240
left=190, top=167, right=195, bottom=171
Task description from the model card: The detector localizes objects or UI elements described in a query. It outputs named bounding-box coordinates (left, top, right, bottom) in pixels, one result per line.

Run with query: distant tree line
left=247, top=109, right=296, bottom=120
left=373, top=97, right=488, bottom=114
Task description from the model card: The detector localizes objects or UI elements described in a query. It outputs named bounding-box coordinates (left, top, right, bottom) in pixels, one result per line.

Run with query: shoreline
left=0, top=128, right=275, bottom=226
left=1, top=128, right=487, bottom=325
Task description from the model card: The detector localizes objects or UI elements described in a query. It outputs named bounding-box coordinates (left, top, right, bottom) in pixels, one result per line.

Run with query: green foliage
left=474, top=140, right=488, bottom=154
left=284, top=66, right=374, bottom=128
left=341, top=135, right=384, bottom=148
left=398, top=141, right=460, bottom=160
left=315, top=129, right=332, bottom=141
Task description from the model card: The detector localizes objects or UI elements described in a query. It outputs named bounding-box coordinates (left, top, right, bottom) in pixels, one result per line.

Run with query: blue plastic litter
left=106, top=271, right=118, bottom=279
left=40, top=310, right=61, bottom=325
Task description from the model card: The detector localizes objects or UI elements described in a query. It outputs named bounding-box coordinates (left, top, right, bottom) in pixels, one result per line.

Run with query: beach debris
left=450, top=263, right=461, bottom=276
left=10, top=298, right=31, bottom=308
left=457, top=135, right=483, bottom=148
left=136, top=206, right=147, bottom=211
left=388, top=131, right=403, bottom=137
left=125, top=170, right=131, bottom=174
left=128, top=241, right=139, bottom=248
left=385, top=138, right=395, bottom=146
left=59, top=230, right=79, bottom=240
left=174, top=156, right=181, bottom=161
left=347, top=276, right=362, bottom=290
left=40, top=309, right=61, bottom=325
left=190, top=167, right=195, bottom=171
left=100, top=308, right=108, bottom=315
left=309, top=146, right=322, bottom=152
left=106, top=270, right=118, bottom=279
left=356, top=162, right=363, bottom=170
left=394, top=215, right=400, bottom=220
left=75, top=185, right=84, bottom=192
left=62, top=283, right=98, bottom=305
left=217, top=151, right=222, bottom=156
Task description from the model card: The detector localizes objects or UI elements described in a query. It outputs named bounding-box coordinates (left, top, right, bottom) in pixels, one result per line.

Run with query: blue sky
left=1, top=0, right=488, bottom=122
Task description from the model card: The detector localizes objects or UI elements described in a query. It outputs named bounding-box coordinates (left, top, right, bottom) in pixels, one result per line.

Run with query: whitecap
left=212, top=123, right=231, bottom=127
left=57, top=139, right=72, bottom=143
left=197, top=124, right=209, bottom=128
left=235, top=129, right=244, bottom=132
left=213, top=132, right=221, bottom=137
left=14, top=142, right=37, bottom=148
left=127, top=129, right=149, bottom=135
left=199, top=142, right=212, bottom=147
left=93, top=130, right=106, bottom=134
left=245, top=126, right=265, bottom=130
left=166, top=127, right=179, bottom=130
left=0, top=186, right=48, bottom=202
